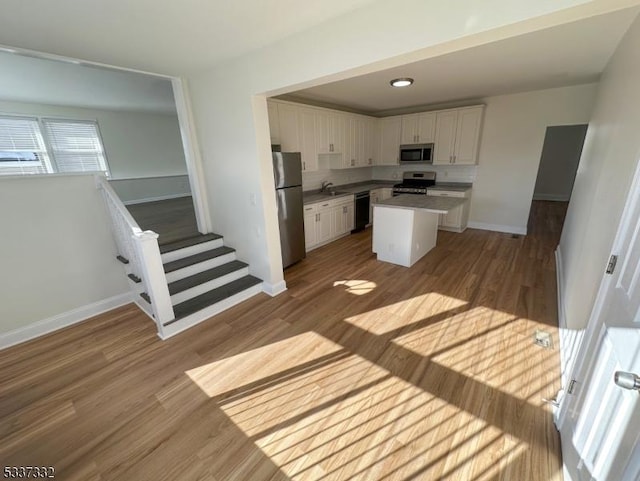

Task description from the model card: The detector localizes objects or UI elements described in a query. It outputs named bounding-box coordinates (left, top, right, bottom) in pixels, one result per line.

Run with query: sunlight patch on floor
left=333, top=280, right=377, bottom=296
left=185, top=331, right=344, bottom=399
left=342, top=292, right=467, bottom=336
left=393, top=306, right=560, bottom=402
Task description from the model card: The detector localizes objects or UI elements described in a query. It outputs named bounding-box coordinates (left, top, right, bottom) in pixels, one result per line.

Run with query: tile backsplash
left=372, top=165, right=477, bottom=183
left=302, top=164, right=476, bottom=191
left=302, top=167, right=373, bottom=191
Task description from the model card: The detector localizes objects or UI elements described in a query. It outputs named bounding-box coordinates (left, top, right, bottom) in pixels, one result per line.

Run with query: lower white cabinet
left=426, top=189, right=471, bottom=232
left=369, top=187, right=394, bottom=223
left=304, top=195, right=354, bottom=251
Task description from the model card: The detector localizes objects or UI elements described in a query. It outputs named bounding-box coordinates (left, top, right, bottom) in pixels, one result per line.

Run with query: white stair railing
left=96, top=175, right=174, bottom=335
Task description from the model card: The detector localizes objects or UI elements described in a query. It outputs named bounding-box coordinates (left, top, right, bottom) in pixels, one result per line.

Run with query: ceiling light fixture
left=390, top=77, right=414, bottom=88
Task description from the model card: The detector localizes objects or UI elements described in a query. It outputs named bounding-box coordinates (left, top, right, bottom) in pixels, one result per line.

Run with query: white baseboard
left=262, top=280, right=287, bottom=297
left=0, top=292, right=132, bottom=351
left=467, top=221, right=527, bottom=235
left=533, top=193, right=571, bottom=202
left=123, top=193, right=191, bottom=205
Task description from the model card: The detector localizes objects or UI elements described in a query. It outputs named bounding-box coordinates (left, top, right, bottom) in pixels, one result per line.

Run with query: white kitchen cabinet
left=401, top=112, right=436, bottom=144
left=299, top=107, right=318, bottom=171
left=363, top=117, right=375, bottom=166
left=278, top=103, right=300, bottom=153
left=427, top=189, right=471, bottom=232
left=369, top=188, right=381, bottom=223
left=369, top=187, right=393, bottom=224
left=303, top=204, right=317, bottom=249
left=315, top=110, right=344, bottom=155
left=267, top=101, right=280, bottom=144
left=433, top=106, right=484, bottom=165
left=304, top=196, right=354, bottom=251
left=332, top=201, right=354, bottom=235
left=377, top=117, right=402, bottom=165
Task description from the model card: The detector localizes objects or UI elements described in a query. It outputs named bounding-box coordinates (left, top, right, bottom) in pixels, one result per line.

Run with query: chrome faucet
left=320, top=181, right=334, bottom=192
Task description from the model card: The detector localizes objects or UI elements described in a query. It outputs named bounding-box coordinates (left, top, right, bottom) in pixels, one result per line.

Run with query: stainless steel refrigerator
left=273, top=152, right=305, bottom=268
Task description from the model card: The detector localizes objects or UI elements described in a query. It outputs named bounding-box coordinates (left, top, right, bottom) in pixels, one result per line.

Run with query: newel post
left=133, top=230, right=174, bottom=337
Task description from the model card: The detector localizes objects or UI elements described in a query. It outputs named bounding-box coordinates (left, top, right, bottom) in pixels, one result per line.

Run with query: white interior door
left=560, top=159, right=640, bottom=481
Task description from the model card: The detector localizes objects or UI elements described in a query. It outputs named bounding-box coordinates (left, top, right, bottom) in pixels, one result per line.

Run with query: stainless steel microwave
left=399, top=143, right=434, bottom=164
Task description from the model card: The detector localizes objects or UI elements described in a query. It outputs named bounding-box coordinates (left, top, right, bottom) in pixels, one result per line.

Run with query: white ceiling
left=0, top=0, right=378, bottom=75
left=0, top=52, right=176, bottom=113
left=285, top=9, right=639, bottom=115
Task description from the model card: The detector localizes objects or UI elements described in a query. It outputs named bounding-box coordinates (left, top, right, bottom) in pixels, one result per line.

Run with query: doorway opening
left=527, top=124, right=588, bottom=238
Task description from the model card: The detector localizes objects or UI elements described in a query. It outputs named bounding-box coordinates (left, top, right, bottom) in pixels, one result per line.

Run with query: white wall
left=533, top=124, right=588, bottom=201
left=0, top=100, right=189, bottom=203
left=0, top=174, right=129, bottom=336
left=559, top=15, right=640, bottom=331
left=187, top=0, right=598, bottom=289
left=470, top=84, right=597, bottom=234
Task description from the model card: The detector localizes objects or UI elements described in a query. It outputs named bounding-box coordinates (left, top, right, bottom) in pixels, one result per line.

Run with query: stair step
left=168, top=260, right=248, bottom=296
left=140, top=292, right=151, bottom=304
left=160, top=233, right=222, bottom=254
left=116, top=255, right=129, bottom=265
left=164, top=246, right=235, bottom=273
left=167, top=275, right=262, bottom=325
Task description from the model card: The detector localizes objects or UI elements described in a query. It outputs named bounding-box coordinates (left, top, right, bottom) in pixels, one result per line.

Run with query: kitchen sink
left=324, top=190, right=349, bottom=196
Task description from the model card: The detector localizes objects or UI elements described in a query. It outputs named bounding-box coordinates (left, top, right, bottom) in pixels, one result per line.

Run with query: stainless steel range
left=392, top=171, right=436, bottom=196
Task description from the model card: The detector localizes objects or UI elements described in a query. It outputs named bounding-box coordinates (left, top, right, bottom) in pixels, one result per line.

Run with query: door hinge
left=568, top=379, right=577, bottom=394
left=606, top=254, right=618, bottom=275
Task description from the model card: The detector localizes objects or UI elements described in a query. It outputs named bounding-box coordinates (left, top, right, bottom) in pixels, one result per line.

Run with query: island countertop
left=375, top=194, right=467, bottom=214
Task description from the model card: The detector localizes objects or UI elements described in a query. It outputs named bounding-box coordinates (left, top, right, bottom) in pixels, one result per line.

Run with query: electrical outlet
left=534, top=330, right=553, bottom=349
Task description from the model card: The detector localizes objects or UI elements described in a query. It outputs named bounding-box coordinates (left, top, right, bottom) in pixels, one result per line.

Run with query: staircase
left=135, top=233, right=262, bottom=338
left=97, top=175, right=263, bottom=339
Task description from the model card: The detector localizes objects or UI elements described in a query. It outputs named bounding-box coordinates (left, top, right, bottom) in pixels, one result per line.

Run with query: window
left=0, top=116, right=52, bottom=175
left=42, top=119, right=109, bottom=174
left=0, top=115, right=109, bottom=176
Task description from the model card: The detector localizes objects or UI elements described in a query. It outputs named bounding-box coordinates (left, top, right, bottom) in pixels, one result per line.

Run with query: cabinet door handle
left=303, top=161, right=306, bottom=170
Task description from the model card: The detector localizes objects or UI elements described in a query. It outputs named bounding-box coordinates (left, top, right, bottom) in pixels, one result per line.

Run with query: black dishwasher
left=352, top=191, right=370, bottom=232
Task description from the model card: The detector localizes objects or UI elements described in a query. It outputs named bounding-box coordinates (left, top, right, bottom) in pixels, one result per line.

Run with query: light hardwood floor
left=0, top=201, right=567, bottom=481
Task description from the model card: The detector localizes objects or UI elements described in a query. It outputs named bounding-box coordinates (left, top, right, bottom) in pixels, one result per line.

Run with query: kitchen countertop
left=303, top=180, right=472, bottom=204
left=303, top=180, right=395, bottom=205
left=375, top=194, right=467, bottom=214
left=429, top=183, right=473, bottom=192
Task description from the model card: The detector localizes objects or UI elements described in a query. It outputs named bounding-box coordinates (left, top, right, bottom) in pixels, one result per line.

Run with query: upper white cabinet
left=276, top=102, right=317, bottom=171
left=400, top=112, right=436, bottom=144
left=315, top=110, right=344, bottom=155
left=377, top=117, right=402, bottom=165
left=268, top=99, right=484, bottom=171
left=299, top=107, right=318, bottom=172
left=433, top=106, right=484, bottom=165
left=278, top=103, right=300, bottom=153
left=267, top=101, right=280, bottom=144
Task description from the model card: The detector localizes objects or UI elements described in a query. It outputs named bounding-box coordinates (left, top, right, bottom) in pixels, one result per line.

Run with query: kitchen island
left=373, top=195, right=467, bottom=267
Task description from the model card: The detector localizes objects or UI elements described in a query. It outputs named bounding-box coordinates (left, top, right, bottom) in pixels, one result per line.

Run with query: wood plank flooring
left=126, top=196, right=200, bottom=245
left=0, top=201, right=567, bottom=481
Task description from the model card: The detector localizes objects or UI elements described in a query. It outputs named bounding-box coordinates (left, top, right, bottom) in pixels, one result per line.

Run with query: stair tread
left=163, top=246, right=235, bottom=273
left=168, top=275, right=262, bottom=324
left=160, top=233, right=223, bottom=254
left=168, top=260, right=249, bottom=295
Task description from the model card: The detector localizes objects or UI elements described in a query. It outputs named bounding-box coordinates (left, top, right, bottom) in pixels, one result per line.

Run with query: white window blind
left=0, top=116, right=52, bottom=175
left=42, top=119, right=109, bottom=174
